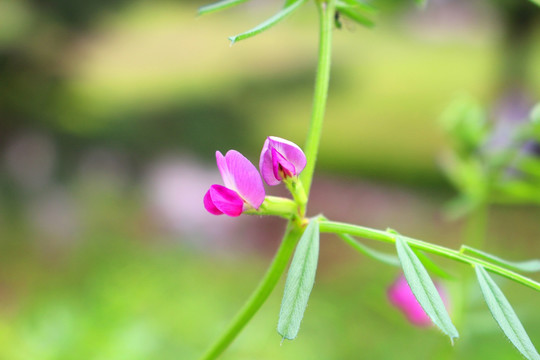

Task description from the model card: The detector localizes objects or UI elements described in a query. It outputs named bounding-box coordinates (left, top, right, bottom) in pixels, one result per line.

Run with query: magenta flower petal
left=221, top=150, right=265, bottom=209
left=268, top=137, right=307, bottom=173
left=203, top=187, right=223, bottom=215
left=260, top=140, right=280, bottom=186
left=205, top=184, right=244, bottom=217
left=388, top=275, right=449, bottom=327
left=259, top=136, right=306, bottom=186
left=205, top=150, right=265, bottom=216
left=216, top=151, right=235, bottom=189
left=271, top=148, right=296, bottom=179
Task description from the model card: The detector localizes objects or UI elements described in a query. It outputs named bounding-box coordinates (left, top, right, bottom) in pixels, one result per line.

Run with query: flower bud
left=259, top=136, right=306, bottom=186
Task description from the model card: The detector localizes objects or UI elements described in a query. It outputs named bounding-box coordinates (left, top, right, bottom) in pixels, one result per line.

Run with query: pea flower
left=204, top=150, right=265, bottom=217
left=259, top=136, right=307, bottom=186
left=387, top=275, right=449, bottom=327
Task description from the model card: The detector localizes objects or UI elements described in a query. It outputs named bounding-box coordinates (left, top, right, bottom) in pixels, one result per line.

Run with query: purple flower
left=259, top=136, right=307, bottom=186
left=204, top=150, right=265, bottom=217
left=388, top=275, right=449, bottom=327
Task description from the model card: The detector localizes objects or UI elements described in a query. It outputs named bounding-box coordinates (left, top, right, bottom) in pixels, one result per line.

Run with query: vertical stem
left=199, top=222, right=303, bottom=360
left=453, top=202, right=489, bottom=350
left=464, top=202, right=488, bottom=255
left=201, top=2, right=335, bottom=358
left=300, top=0, right=335, bottom=198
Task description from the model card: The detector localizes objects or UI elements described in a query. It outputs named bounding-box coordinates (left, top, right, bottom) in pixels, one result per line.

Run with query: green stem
left=453, top=202, right=488, bottom=330
left=300, top=0, right=335, bottom=199
left=199, top=222, right=303, bottom=360
left=318, top=220, right=540, bottom=292
left=284, top=179, right=307, bottom=218
left=244, top=196, right=297, bottom=219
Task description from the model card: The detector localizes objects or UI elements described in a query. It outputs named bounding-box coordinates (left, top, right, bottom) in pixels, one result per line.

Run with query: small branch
left=319, top=220, right=540, bottom=292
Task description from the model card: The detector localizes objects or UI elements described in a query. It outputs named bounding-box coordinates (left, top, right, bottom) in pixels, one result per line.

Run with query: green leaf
left=337, top=0, right=377, bottom=15
left=440, top=96, right=489, bottom=157
left=415, top=250, right=454, bottom=279
left=415, top=0, right=428, bottom=8
left=198, top=0, right=250, bottom=16
left=277, top=219, right=320, bottom=340
left=497, top=180, right=540, bottom=203
left=462, top=246, right=540, bottom=273
left=518, top=158, right=540, bottom=180
left=335, top=5, right=375, bottom=28
left=529, top=0, right=540, bottom=8
left=229, top=0, right=308, bottom=44
left=338, top=234, right=400, bottom=266
left=283, top=0, right=297, bottom=8
left=531, top=103, right=540, bottom=124
left=395, top=235, right=459, bottom=343
left=475, top=266, right=540, bottom=360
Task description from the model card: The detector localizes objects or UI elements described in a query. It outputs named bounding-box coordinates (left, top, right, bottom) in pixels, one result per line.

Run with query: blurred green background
left=1, top=0, right=540, bottom=358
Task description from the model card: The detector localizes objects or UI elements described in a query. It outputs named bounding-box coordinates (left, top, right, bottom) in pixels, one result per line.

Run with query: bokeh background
left=1, top=0, right=540, bottom=358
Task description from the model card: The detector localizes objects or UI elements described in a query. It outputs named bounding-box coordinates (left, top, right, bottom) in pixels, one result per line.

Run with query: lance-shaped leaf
left=198, top=0, right=250, bottom=16
left=415, top=250, right=454, bottom=280
left=335, top=2, right=375, bottom=28
left=462, top=246, right=540, bottom=273
left=338, top=233, right=400, bottom=267
left=475, top=266, right=540, bottom=360
left=395, top=235, right=459, bottom=343
left=338, top=0, right=377, bottom=16
left=229, top=0, right=308, bottom=44
left=278, top=219, right=320, bottom=340
left=283, top=0, right=297, bottom=8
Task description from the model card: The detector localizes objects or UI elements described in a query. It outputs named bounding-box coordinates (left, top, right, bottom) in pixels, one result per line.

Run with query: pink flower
left=259, top=136, right=306, bottom=186
left=204, top=150, right=265, bottom=217
left=388, top=275, right=449, bottom=327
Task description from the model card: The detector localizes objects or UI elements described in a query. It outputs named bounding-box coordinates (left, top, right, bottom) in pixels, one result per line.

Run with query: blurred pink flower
left=388, top=275, right=449, bottom=327
left=259, top=136, right=306, bottom=186
left=204, top=150, right=265, bottom=217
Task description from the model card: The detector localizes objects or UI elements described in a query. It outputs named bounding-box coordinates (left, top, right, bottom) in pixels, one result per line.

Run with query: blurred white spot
left=144, top=155, right=238, bottom=244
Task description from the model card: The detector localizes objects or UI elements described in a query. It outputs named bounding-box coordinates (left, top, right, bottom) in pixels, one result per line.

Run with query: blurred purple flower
left=204, top=150, right=265, bottom=217
left=259, top=136, right=306, bottom=186
left=486, top=89, right=533, bottom=153
left=388, top=275, right=449, bottom=327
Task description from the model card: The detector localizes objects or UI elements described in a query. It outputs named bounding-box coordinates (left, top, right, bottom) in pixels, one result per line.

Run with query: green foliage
left=475, top=266, right=540, bottom=360
left=532, top=104, right=540, bottom=125
left=228, top=0, right=308, bottom=44
left=277, top=220, right=320, bottom=340
left=335, top=0, right=377, bottom=28
left=462, top=246, right=540, bottom=273
left=198, top=0, right=250, bottom=16
left=414, top=250, right=454, bottom=280
left=394, top=235, right=459, bottom=343
left=338, top=233, right=401, bottom=266
left=442, top=98, right=540, bottom=216
left=440, top=96, right=488, bottom=159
